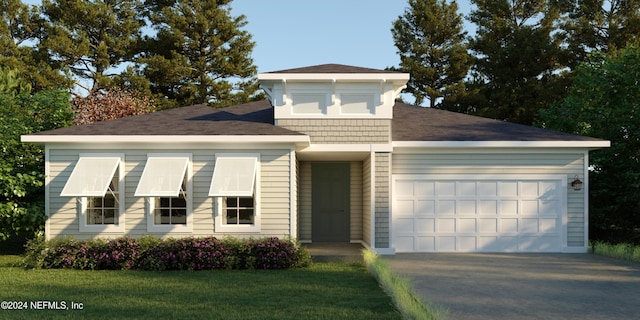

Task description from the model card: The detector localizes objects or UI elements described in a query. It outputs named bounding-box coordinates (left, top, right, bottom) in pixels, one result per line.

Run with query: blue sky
left=232, top=0, right=474, bottom=73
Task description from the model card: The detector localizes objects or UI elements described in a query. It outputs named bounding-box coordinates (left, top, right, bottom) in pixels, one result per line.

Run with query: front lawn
left=0, top=255, right=400, bottom=319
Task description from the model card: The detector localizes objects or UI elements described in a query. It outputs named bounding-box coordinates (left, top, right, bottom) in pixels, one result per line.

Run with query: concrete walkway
left=383, top=253, right=640, bottom=320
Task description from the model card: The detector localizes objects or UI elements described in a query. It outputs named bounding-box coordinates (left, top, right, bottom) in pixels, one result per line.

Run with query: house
left=21, top=64, right=610, bottom=254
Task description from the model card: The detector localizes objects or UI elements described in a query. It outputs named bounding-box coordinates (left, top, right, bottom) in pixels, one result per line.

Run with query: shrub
left=23, top=236, right=310, bottom=271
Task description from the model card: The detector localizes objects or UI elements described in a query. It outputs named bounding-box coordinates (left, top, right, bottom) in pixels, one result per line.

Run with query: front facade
left=23, top=64, right=609, bottom=254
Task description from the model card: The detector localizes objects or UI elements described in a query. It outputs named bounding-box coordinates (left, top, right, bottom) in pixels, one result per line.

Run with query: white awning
left=135, top=156, right=189, bottom=197
left=60, top=157, right=120, bottom=197
left=209, top=156, right=258, bottom=197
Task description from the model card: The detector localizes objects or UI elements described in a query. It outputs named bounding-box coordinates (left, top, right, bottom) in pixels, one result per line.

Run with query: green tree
left=536, top=45, right=640, bottom=243
left=558, top=0, right=640, bottom=67
left=0, top=0, right=72, bottom=91
left=40, top=0, right=144, bottom=93
left=466, top=0, right=567, bottom=125
left=0, top=68, right=73, bottom=239
left=141, top=0, right=259, bottom=108
left=391, top=0, right=471, bottom=108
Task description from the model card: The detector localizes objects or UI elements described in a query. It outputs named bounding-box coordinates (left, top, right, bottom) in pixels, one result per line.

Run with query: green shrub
left=23, top=235, right=311, bottom=271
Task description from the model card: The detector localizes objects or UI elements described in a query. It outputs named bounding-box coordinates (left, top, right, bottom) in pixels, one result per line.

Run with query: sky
left=230, top=0, right=474, bottom=73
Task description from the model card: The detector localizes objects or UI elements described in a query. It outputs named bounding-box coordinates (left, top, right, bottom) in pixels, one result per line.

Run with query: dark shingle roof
left=392, top=102, right=602, bottom=141
left=31, top=100, right=303, bottom=136
left=265, top=64, right=398, bottom=74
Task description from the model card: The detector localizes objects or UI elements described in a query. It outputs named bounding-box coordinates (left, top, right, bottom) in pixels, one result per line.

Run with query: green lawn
left=0, top=255, right=400, bottom=320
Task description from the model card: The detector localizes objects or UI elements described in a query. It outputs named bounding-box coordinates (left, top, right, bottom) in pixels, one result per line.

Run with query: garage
left=392, top=175, right=567, bottom=252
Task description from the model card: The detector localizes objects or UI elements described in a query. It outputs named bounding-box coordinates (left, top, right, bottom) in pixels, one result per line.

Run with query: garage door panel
left=416, top=218, right=435, bottom=232
left=393, top=175, right=566, bottom=253
left=437, top=200, right=456, bottom=215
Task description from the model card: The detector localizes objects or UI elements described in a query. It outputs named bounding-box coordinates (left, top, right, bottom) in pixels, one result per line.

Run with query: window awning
left=60, top=157, right=120, bottom=197
left=209, top=156, right=258, bottom=197
left=135, top=156, right=189, bottom=197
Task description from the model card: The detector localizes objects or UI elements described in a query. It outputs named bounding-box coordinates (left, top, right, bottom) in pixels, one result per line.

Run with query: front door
left=312, top=163, right=350, bottom=242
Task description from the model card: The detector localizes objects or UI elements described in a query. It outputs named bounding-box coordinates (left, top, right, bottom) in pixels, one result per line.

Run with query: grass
left=591, top=241, right=640, bottom=263
left=0, top=255, right=401, bottom=320
left=363, top=250, right=445, bottom=320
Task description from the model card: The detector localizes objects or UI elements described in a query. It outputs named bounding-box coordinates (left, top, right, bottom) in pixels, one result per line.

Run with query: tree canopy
left=536, top=45, right=640, bottom=242
left=391, top=0, right=471, bottom=108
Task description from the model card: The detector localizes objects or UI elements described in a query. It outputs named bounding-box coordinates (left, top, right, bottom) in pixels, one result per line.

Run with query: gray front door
left=312, top=163, right=350, bottom=242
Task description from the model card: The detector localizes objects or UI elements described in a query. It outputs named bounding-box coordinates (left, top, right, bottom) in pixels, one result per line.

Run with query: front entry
left=312, top=163, right=350, bottom=242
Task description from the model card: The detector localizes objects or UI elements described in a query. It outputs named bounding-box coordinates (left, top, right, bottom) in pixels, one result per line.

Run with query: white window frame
left=138, top=153, right=193, bottom=233
left=211, top=153, right=261, bottom=233
left=70, top=153, right=125, bottom=233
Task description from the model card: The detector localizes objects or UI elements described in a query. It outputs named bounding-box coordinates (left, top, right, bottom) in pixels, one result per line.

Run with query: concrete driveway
left=383, top=253, right=640, bottom=320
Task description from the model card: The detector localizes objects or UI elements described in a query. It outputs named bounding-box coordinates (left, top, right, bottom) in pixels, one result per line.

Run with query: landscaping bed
left=23, top=236, right=311, bottom=270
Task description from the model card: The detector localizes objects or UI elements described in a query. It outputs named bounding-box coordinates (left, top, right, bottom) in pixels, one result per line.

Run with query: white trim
left=21, top=135, right=310, bottom=144
left=299, top=144, right=393, bottom=153
left=144, top=153, right=193, bottom=233
left=373, top=247, right=396, bottom=255
left=393, top=141, right=611, bottom=149
left=290, top=149, right=297, bottom=238
left=583, top=150, right=590, bottom=250
left=258, top=73, right=410, bottom=82
left=369, top=152, right=376, bottom=250
left=44, top=146, right=51, bottom=240
left=213, top=153, right=262, bottom=233
left=387, top=154, right=393, bottom=253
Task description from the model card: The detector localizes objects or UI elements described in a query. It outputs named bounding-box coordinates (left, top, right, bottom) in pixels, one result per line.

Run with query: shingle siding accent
left=375, top=153, right=391, bottom=248
left=392, top=151, right=587, bottom=247
left=47, top=148, right=293, bottom=240
left=363, top=156, right=372, bottom=246
left=277, top=119, right=391, bottom=144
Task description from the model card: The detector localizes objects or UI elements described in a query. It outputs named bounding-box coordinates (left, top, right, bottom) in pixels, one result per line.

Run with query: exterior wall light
left=570, top=176, right=583, bottom=191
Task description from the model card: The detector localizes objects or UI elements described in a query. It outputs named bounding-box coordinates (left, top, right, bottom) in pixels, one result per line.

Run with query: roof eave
left=258, top=73, right=410, bottom=82
left=392, top=140, right=611, bottom=149
left=21, top=135, right=311, bottom=144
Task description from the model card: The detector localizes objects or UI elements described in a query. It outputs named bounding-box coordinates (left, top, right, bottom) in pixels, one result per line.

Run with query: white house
left=22, top=64, right=610, bottom=254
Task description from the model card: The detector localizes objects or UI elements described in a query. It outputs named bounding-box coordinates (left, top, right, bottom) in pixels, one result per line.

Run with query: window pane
left=238, top=197, right=253, bottom=208
left=226, top=209, right=238, bottom=224
left=88, top=209, right=100, bottom=224
left=239, top=209, right=254, bottom=224
left=103, top=209, right=116, bottom=224
left=104, top=195, right=116, bottom=208
left=226, top=197, right=238, bottom=207
left=88, top=197, right=102, bottom=208
left=172, top=210, right=187, bottom=224
left=159, top=197, right=170, bottom=208
left=172, top=196, right=187, bottom=208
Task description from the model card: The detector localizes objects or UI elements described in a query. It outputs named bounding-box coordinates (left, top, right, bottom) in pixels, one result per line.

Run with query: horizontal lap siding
left=47, top=148, right=292, bottom=240
left=392, top=151, right=586, bottom=247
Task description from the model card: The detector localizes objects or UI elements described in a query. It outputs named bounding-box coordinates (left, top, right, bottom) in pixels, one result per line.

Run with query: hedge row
left=23, top=236, right=311, bottom=271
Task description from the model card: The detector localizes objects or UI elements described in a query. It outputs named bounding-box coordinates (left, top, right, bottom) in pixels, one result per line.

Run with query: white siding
left=392, top=151, right=587, bottom=248
left=47, top=148, right=293, bottom=240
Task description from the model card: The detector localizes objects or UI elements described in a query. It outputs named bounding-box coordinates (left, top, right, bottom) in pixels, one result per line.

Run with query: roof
left=264, top=64, right=399, bottom=74
left=392, top=102, right=604, bottom=142
left=28, top=100, right=302, bottom=136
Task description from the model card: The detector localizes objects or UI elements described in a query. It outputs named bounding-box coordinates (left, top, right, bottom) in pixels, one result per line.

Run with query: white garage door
left=392, top=175, right=567, bottom=252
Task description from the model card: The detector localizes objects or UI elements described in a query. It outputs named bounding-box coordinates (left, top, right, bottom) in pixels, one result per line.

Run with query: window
left=135, top=154, right=192, bottom=232
left=210, top=154, right=260, bottom=232
left=223, top=197, right=255, bottom=225
left=60, top=154, right=125, bottom=232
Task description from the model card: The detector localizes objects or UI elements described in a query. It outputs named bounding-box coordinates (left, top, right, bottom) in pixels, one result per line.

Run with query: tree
left=536, top=45, right=640, bottom=243
left=40, top=0, right=144, bottom=93
left=71, top=88, right=156, bottom=125
left=391, top=0, right=471, bottom=108
left=141, top=0, right=259, bottom=108
left=0, top=68, right=73, bottom=239
left=0, top=0, right=73, bottom=91
left=466, top=0, right=567, bottom=125
left=559, top=0, right=640, bottom=67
